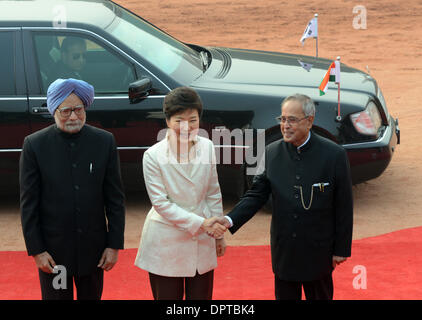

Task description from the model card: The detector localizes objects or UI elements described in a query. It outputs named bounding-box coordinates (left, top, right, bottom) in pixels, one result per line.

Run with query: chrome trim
left=1, top=145, right=249, bottom=153
left=117, top=145, right=249, bottom=150
left=28, top=95, right=165, bottom=100
left=117, top=146, right=149, bottom=150
left=215, top=145, right=250, bottom=149
left=0, top=97, right=27, bottom=100
left=342, top=119, right=393, bottom=149
left=95, top=95, right=165, bottom=100
left=22, top=26, right=171, bottom=91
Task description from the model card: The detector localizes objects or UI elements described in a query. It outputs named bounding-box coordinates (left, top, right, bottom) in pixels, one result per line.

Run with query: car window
left=33, top=33, right=137, bottom=94
left=106, top=6, right=203, bottom=83
left=0, top=31, right=16, bottom=95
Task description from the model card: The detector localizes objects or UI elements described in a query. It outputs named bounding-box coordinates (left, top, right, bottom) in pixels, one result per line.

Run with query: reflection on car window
left=106, top=7, right=203, bottom=83
left=0, top=32, right=16, bottom=95
left=33, top=33, right=137, bottom=94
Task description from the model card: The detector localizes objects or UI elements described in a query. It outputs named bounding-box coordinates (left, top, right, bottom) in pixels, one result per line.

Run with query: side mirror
left=129, top=78, right=152, bottom=104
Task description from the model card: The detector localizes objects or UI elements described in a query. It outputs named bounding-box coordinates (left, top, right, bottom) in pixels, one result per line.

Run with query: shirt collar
left=297, top=131, right=311, bottom=153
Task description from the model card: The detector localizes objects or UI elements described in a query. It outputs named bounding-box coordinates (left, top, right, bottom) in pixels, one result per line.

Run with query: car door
left=23, top=29, right=170, bottom=190
left=0, top=28, right=29, bottom=192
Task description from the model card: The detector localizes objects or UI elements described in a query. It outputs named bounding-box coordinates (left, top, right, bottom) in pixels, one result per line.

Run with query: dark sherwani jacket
left=228, top=132, right=353, bottom=281
left=20, top=124, right=125, bottom=276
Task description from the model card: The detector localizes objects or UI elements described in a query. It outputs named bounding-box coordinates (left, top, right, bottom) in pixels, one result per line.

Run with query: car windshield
left=105, top=5, right=203, bottom=82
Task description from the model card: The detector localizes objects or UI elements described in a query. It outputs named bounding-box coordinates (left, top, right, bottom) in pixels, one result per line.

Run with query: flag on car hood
left=319, top=60, right=340, bottom=95
left=298, top=59, right=313, bottom=72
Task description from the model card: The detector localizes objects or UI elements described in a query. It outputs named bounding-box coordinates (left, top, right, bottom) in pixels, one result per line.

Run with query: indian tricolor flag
left=319, top=60, right=341, bottom=96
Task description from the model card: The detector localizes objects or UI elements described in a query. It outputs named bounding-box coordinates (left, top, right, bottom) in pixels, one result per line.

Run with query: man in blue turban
left=47, top=78, right=94, bottom=114
left=20, top=78, right=125, bottom=300
left=47, top=78, right=94, bottom=133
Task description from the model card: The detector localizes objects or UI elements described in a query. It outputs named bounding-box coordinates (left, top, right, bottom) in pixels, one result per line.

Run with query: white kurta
left=134, top=135, right=223, bottom=277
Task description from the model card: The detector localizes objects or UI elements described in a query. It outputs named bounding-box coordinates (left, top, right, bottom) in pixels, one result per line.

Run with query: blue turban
left=47, top=78, right=94, bottom=115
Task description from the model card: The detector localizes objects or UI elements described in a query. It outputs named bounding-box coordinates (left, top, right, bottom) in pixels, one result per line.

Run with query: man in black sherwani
left=20, top=78, right=125, bottom=300
left=221, top=94, right=353, bottom=300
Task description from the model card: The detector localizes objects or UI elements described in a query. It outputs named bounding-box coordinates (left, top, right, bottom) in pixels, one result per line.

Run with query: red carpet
left=1, top=226, right=422, bottom=300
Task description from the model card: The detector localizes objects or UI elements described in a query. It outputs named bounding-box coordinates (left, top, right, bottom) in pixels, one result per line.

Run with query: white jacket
left=134, top=134, right=223, bottom=277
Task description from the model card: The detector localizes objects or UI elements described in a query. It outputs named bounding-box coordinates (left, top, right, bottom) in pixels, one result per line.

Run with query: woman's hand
left=201, top=217, right=227, bottom=238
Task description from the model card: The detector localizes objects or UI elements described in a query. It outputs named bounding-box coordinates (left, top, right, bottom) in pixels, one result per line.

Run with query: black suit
left=228, top=132, right=353, bottom=299
left=20, top=124, right=125, bottom=299
left=48, top=61, right=84, bottom=83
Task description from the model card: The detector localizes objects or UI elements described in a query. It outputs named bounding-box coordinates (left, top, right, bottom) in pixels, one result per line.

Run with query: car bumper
left=344, top=116, right=400, bottom=184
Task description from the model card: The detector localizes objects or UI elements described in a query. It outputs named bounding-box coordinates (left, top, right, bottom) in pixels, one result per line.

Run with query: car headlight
left=350, top=101, right=382, bottom=136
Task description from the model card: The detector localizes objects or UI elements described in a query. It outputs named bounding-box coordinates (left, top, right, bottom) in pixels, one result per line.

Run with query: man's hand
left=98, top=248, right=119, bottom=271
left=219, top=216, right=232, bottom=229
left=332, top=256, right=347, bottom=269
left=216, top=238, right=227, bottom=257
left=34, top=251, right=56, bottom=273
left=201, top=217, right=227, bottom=238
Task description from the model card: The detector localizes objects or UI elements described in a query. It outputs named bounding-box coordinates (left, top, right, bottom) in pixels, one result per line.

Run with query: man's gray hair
left=281, top=94, right=316, bottom=117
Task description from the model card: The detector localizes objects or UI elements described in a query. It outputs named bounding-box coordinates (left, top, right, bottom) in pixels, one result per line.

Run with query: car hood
left=192, top=47, right=378, bottom=97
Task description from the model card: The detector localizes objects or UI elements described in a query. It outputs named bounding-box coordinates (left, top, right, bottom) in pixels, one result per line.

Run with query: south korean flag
left=300, top=17, right=318, bottom=45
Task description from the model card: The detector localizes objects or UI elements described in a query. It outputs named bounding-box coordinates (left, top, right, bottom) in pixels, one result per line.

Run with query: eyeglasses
left=275, top=115, right=309, bottom=125
left=56, top=105, right=85, bottom=118
left=71, top=53, right=87, bottom=60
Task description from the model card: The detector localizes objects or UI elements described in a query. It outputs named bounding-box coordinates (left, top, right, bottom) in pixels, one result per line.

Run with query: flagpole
left=314, top=13, right=318, bottom=58
left=336, top=56, right=342, bottom=122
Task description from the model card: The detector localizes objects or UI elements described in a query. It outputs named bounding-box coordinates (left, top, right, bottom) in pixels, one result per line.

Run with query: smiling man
left=19, top=78, right=125, bottom=300
left=219, top=93, right=354, bottom=300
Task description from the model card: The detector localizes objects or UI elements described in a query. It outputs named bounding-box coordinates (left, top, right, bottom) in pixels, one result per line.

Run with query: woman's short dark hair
left=163, top=87, right=203, bottom=119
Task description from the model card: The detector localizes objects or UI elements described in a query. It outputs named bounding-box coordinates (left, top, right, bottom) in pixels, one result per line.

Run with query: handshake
left=201, top=216, right=231, bottom=239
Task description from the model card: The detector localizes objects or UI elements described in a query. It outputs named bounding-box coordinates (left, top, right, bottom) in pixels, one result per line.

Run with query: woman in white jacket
left=134, top=87, right=227, bottom=300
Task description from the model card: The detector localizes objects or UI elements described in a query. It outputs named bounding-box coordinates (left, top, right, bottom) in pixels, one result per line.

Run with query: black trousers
left=38, top=268, right=104, bottom=300
left=274, top=273, right=333, bottom=300
left=149, top=270, right=214, bottom=300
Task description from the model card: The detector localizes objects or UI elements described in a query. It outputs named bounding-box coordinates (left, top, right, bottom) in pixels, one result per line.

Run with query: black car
left=0, top=0, right=400, bottom=195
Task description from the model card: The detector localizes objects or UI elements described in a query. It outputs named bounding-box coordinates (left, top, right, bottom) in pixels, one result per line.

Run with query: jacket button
left=77, top=228, right=82, bottom=233
left=292, top=232, right=297, bottom=238
left=70, top=142, right=75, bottom=147
left=293, top=214, right=298, bottom=219
left=74, top=185, right=79, bottom=190
left=72, top=163, right=77, bottom=168
left=294, top=194, right=299, bottom=199
left=296, top=175, right=300, bottom=180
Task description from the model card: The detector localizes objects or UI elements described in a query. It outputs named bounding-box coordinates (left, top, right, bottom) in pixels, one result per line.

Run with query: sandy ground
left=1, top=0, right=421, bottom=251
